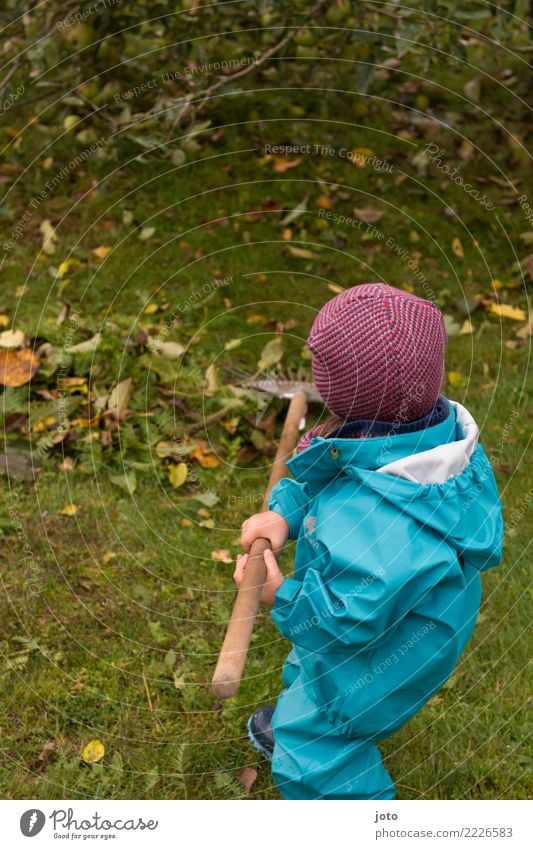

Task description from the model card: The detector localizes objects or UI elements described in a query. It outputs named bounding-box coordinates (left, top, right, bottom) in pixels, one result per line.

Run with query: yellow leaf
left=81, top=739, right=105, bottom=764
left=144, top=303, right=158, bottom=314
left=102, top=552, right=117, bottom=566
left=190, top=447, right=220, bottom=469
left=58, top=258, right=83, bottom=278
left=92, top=245, right=112, bottom=259
left=39, top=219, right=59, bottom=255
left=180, top=518, right=193, bottom=527
left=0, top=315, right=10, bottom=328
left=451, top=237, right=464, bottom=259
left=316, top=195, right=332, bottom=210
left=0, top=349, right=40, bottom=387
left=328, top=284, right=345, bottom=294
left=211, top=549, right=232, bottom=563
left=351, top=147, right=375, bottom=167
left=281, top=227, right=292, bottom=240
left=489, top=303, right=526, bottom=321
left=460, top=319, right=474, bottom=335
left=60, top=503, right=78, bottom=516
left=224, top=338, right=241, bottom=351
left=447, top=371, right=464, bottom=388
left=169, top=462, right=188, bottom=487
left=220, top=416, right=239, bottom=434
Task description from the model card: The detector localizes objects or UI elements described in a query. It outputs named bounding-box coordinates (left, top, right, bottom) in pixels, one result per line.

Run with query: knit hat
left=308, top=283, right=447, bottom=422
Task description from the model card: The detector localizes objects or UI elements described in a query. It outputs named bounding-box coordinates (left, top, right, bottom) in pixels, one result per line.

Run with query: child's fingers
left=263, top=547, right=281, bottom=577
left=233, top=552, right=248, bottom=583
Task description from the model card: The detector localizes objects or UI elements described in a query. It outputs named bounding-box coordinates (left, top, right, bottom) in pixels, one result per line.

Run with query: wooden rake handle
left=211, top=390, right=308, bottom=700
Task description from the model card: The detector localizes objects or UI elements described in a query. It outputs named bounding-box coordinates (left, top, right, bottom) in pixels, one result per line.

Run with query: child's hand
left=240, top=510, right=289, bottom=554
left=233, top=548, right=284, bottom=606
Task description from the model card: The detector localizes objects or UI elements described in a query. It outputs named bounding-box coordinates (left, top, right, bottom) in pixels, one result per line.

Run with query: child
left=234, top=283, right=503, bottom=800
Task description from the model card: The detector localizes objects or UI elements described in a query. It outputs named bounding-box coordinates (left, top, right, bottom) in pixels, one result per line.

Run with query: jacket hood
left=287, top=400, right=503, bottom=572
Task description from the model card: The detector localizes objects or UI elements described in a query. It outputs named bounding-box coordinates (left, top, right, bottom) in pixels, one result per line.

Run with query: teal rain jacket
left=269, top=399, right=503, bottom=742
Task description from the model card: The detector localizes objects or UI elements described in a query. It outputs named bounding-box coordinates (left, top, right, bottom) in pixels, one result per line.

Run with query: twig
left=169, top=0, right=329, bottom=134
left=142, top=667, right=163, bottom=731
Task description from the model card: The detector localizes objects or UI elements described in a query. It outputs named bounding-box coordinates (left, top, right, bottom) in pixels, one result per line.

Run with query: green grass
left=0, top=86, right=530, bottom=799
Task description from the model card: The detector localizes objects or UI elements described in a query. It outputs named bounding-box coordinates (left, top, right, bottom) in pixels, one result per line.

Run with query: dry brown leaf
left=107, top=378, right=132, bottom=419
left=236, top=767, right=258, bottom=793
left=272, top=157, right=301, bottom=173
left=451, top=237, right=464, bottom=259
left=211, top=549, right=232, bottom=564
left=353, top=205, right=384, bottom=224
left=0, top=349, right=39, bottom=387
left=93, top=245, right=112, bottom=259
left=190, top=447, right=220, bottom=468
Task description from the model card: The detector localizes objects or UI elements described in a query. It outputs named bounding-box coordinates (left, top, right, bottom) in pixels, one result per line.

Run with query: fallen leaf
left=516, top=319, right=533, bottom=339
left=92, top=245, right=112, bottom=259
left=236, top=767, right=258, bottom=793
left=258, top=336, right=284, bottom=370
left=58, top=258, right=84, bottom=277
left=81, top=739, right=105, bottom=764
left=286, top=245, right=320, bottom=260
left=451, top=237, right=464, bottom=259
left=107, top=377, right=132, bottom=419
left=155, top=340, right=185, bottom=359
left=211, top=549, right=232, bottom=563
left=144, top=303, right=159, bottom=314
left=519, top=231, right=533, bottom=245
left=168, top=462, right=188, bottom=487
left=272, top=157, right=301, bottom=173
left=281, top=227, right=292, bottom=240
left=192, top=491, right=219, bottom=507
left=0, top=315, right=9, bottom=328
left=66, top=332, right=101, bottom=354
left=0, top=328, right=24, bottom=348
left=460, top=319, right=474, bottom=335
left=139, top=226, right=156, bottom=241
left=489, top=303, right=526, bottom=321
left=316, top=195, right=332, bottom=210
left=443, top=315, right=461, bottom=336
left=280, top=195, right=308, bottom=226
left=224, top=338, right=241, bottom=351
left=60, top=503, right=78, bottom=516
left=447, top=371, right=465, bottom=388
left=39, top=219, right=59, bottom=255
left=102, top=552, right=117, bottom=565
left=0, top=349, right=40, bottom=386
left=353, top=205, right=384, bottom=224
left=36, top=740, right=57, bottom=770
left=351, top=147, right=376, bottom=168
left=220, top=416, right=239, bottom=434
left=109, top=471, right=137, bottom=494
left=190, top=447, right=220, bottom=468
left=205, top=363, right=218, bottom=395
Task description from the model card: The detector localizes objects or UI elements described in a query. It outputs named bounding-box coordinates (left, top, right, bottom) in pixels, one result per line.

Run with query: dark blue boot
left=247, top=705, right=275, bottom=761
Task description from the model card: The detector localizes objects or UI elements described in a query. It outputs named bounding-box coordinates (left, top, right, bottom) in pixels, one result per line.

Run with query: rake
left=211, top=374, right=321, bottom=700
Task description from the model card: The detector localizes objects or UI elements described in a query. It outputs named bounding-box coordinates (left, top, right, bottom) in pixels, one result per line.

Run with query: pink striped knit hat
left=308, top=283, right=447, bottom=422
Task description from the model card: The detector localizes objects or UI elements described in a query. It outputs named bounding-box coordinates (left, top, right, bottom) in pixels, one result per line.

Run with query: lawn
left=0, top=65, right=531, bottom=800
